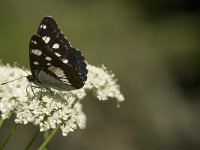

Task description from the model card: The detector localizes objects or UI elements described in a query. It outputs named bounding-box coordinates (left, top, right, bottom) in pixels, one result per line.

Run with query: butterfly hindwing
left=29, top=35, right=85, bottom=90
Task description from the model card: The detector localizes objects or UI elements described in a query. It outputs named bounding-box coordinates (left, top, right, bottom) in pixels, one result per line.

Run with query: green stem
left=42, top=131, right=50, bottom=150
left=44, top=130, right=49, bottom=139
left=0, top=122, right=18, bottom=149
left=0, top=117, right=4, bottom=128
left=25, top=129, right=40, bottom=150
left=38, top=125, right=60, bottom=150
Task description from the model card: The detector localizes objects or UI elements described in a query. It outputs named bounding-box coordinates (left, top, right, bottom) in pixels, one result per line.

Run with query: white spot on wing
left=52, top=43, right=59, bottom=49
left=37, top=50, right=42, bottom=56
left=48, top=66, right=65, bottom=78
left=63, top=59, right=68, bottom=64
left=33, top=61, right=39, bottom=65
left=43, top=25, right=47, bottom=29
left=54, top=68, right=65, bottom=77
left=45, top=56, right=52, bottom=61
left=42, top=36, right=46, bottom=40
left=42, top=36, right=50, bottom=44
left=55, top=52, right=61, bottom=57
left=31, top=40, right=37, bottom=44
left=47, top=63, right=51, bottom=66
left=31, top=49, right=42, bottom=56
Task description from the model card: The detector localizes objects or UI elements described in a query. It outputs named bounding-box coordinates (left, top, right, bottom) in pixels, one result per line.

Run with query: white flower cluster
left=84, top=65, right=124, bottom=102
left=0, top=62, right=124, bottom=136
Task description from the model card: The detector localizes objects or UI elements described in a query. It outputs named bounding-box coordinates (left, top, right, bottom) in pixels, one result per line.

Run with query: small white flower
left=0, top=61, right=124, bottom=136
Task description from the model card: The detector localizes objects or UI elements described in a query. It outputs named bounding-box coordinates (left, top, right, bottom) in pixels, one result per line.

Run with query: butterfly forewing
left=37, top=16, right=87, bottom=82
left=37, top=16, right=71, bottom=58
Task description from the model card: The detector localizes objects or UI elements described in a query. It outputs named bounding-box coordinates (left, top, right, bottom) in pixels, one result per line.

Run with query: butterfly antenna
left=14, top=62, right=30, bottom=75
left=0, top=63, right=29, bottom=85
left=0, top=76, right=27, bottom=85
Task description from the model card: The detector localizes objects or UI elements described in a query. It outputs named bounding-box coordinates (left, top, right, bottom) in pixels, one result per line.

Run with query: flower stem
left=0, top=117, right=4, bottom=128
left=0, top=122, right=18, bottom=149
left=42, top=131, right=50, bottom=150
left=25, top=129, right=40, bottom=150
left=44, top=130, right=49, bottom=139
left=38, top=125, right=60, bottom=150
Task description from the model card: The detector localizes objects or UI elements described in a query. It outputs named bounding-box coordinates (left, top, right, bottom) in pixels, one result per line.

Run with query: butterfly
left=26, top=16, right=88, bottom=91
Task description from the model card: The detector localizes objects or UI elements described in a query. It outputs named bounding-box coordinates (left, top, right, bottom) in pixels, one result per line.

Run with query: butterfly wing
left=37, top=16, right=87, bottom=81
left=29, top=35, right=85, bottom=90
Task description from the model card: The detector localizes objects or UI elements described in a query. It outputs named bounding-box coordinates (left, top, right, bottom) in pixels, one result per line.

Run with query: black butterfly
left=27, top=16, right=87, bottom=91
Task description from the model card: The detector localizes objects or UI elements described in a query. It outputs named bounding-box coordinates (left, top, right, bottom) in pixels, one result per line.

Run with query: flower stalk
left=25, top=129, right=40, bottom=150
left=0, top=117, right=4, bottom=128
left=0, top=122, right=18, bottom=149
left=38, top=125, right=60, bottom=150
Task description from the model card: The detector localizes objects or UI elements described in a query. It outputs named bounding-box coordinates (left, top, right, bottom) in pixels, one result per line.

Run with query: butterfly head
left=26, top=75, right=35, bottom=82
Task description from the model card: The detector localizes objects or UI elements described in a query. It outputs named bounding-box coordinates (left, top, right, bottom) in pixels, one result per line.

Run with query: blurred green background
left=1, top=0, right=200, bottom=150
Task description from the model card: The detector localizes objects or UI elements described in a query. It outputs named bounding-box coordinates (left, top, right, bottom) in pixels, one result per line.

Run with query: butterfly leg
left=34, top=86, right=54, bottom=97
left=28, top=84, right=55, bottom=98
left=26, top=82, right=35, bottom=96
left=26, top=82, right=29, bottom=95
left=30, top=85, right=36, bottom=96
